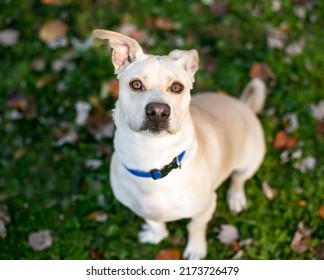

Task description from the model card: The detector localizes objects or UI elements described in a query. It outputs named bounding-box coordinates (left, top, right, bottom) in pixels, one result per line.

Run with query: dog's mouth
left=140, top=120, right=170, bottom=134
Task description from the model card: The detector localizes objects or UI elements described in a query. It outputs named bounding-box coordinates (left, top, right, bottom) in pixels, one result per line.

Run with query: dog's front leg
left=138, top=219, right=169, bottom=244
left=183, top=193, right=216, bottom=260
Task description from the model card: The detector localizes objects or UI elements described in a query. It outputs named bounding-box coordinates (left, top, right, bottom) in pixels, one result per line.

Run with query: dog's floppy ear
left=169, top=49, right=199, bottom=82
left=93, top=29, right=144, bottom=74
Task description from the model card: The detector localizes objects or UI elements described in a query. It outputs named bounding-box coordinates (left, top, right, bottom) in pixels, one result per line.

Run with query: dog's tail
left=240, top=78, right=266, bottom=114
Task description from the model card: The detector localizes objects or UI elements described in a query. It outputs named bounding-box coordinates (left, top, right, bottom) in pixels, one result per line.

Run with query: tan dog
left=93, top=29, right=266, bottom=259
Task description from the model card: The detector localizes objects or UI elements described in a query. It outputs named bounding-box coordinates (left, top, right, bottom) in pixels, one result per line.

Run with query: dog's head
left=93, top=30, right=199, bottom=135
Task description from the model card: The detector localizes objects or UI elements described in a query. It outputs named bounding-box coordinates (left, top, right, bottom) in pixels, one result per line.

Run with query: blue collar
left=124, top=150, right=186, bottom=180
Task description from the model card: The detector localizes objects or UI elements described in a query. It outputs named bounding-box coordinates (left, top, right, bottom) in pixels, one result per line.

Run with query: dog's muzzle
left=141, top=102, right=171, bottom=133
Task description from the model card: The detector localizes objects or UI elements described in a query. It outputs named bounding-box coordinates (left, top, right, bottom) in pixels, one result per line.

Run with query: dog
left=93, top=29, right=266, bottom=260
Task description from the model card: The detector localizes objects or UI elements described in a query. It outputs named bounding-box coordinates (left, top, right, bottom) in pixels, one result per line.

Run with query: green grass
left=0, top=0, right=323, bottom=260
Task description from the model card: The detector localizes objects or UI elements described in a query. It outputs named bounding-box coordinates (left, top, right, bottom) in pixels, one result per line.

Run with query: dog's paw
left=227, top=189, right=247, bottom=214
left=183, top=240, right=207, bottom=260
left=138, top=223, right=169, bottom=244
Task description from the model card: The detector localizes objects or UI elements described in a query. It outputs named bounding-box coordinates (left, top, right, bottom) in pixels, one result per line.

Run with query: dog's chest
left=111, top=163, right=203, bottom=222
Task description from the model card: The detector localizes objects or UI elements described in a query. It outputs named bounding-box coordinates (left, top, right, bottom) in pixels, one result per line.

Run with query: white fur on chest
left=110, top=152, right=211, bottom=222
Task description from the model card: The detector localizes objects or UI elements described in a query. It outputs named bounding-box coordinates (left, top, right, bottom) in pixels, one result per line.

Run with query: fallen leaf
left=0, top=220, right=6, bottom=238
left=52, top=58, right=75, bottom=72
left=87, top=210, right=108, bottom=222
left=317, top=120, right=324, bottom=138
left=262, top=181, right=277, bottom=200
left=0, top=205, right=11, bottom=238
left=28, top=230, right=53, bottom=251
left=310, top=100, right=324, bottom=120
left=39, top=20, right=68, bottom=43
left=85, top=159, right=103, bottom=170
left=75, top=101, right=91, bottom=126
left=6, top=91, right=28, bottom=111
left=239, top=238, right=254, bottom=247
left=283, top=113, right=299, bottom=133
left=118, top=23, right=148, bottom=43
left=36, top=75, right=55, bottom=88
left=0, top=29, right=19, bottom=46
left=108, top=79, right=119, bottom=99
left=290, top=221, right=312, bottom=254
left=41, top=0, right=62, bottom=4
left=202, top=54, right=218, bottom=73
left=90, top=248, right=105, bottom=260
left=87, top=106, right=114, bottom=140
left=155, top=248, right=182, bottom=260
left=265, top=24, right=288, bottom=49
left=274, top=130, right=298, bottom=150
left=71, top=34, right=94, bottom=52
left=14, top=148, right=28, bottom=159
left=154, top=17, right=175, bottom=31
left=294, top=6, right=307, bottom=19
left=317, top=205, right=324, bottom=221
left=294, top=156, right=316, bottom=173
left=52, top=122, right=78, bottom=146
left=211, top=2, right=230, bottom=17
left=249, top=62, right=274, bottom=81
left=218, top=224, right=239, bottom=245
left=100, top=79, right=119, bottom=100
left=297, top=200, right=307, bottom=207
left=6, top=92, right=37, bottom=120
left=31, top=57, right=46, bottom=71
left=285, top=41, right=304, bottom=57
left=231, top=249, right=243, bottom=260
left=313, top=241, right=324, bottom=260
left=272, top=0, right=282, bottom=12
left=229, top=241, right=240, bottom=251
left=170, top=236, right=186, bottom=247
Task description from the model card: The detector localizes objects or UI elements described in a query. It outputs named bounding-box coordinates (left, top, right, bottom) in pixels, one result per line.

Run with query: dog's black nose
left=145, top=103, right=170, bottom=122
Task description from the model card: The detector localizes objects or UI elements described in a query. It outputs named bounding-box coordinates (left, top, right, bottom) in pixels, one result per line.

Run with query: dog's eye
left=129, top=79, right=144, bottom=91
left=170, top=82, right=184, bottom=94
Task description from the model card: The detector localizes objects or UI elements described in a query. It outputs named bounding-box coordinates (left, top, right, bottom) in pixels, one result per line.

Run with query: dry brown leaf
left=314, top=241, right=324, bottom=260
left=87, top=210, right=108, bottom=222
left=297, top=200, right=307, bottom=207
left=28, top=230, right=53, bottom=251
left=290, top=221, right=312, bottom=254
left=274, top=130, right=298, bottom=150
left=6, top=91, right=28, bottom=111
left=211, top=2, right=230, bottom=16
left=265, top=24, right=288, bottom=49
left=249, top=62, right=274, bottom=81
left=0, top=205, right=11, bottom=238
left=36, top=75, right=55, bottom=88
left=39, top=20, right=68, bottom=43
left=154, top=17, right=175, bottom=31
left=169, top=236, right=186, bottom=246
left=108, top=79, right=119, bottom=99
left=317, top=120, right=324, bottom=138
left=318, top=205, right=324, bottom=221
left=14, top=148, right=28, bottom=159
left=6, top=92, right=37, bottom=120
left=87, top=106, right=114, bottom=140
left=52, top=122, right=78, bottom=146
left=262, top=181, right=277, bottom=200
left=41, top=0, right=62, bottom=4
left=90, top=248, right=105, bottom=260
left=155, top=248, right=182, bottom=260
